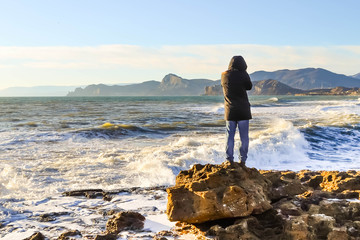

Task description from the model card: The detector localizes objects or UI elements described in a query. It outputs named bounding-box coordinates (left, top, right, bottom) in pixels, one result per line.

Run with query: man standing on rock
left=221, top=56, right=252, bottom=166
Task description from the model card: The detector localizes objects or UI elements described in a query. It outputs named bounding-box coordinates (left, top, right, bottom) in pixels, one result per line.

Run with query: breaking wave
left=72, top=122, right=160, bottom=139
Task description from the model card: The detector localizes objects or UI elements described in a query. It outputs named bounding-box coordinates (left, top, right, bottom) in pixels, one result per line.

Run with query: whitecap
left=267, top=97, right=279, bottom=102
left=172, top=137, right=201, bottom=147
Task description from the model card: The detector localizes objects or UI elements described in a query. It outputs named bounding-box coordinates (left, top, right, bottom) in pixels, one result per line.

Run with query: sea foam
left=248, top=118, right=310, bottom=170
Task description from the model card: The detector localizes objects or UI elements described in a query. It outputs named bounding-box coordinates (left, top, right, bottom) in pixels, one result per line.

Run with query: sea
left=1, top=95, right=360, bottom=239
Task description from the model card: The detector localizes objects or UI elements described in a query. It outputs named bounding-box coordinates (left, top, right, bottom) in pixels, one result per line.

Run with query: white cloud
left=0, top=64, right=15, bottom=69
left=0, top=44, right=359, bottom=88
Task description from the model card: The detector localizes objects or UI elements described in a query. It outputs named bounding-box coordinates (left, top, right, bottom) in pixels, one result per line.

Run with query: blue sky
left=0, top=0, right=359, bottom=89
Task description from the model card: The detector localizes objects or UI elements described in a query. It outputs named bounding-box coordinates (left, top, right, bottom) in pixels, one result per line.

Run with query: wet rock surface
left=38, top=212, right=71, bottom=222
left=15, top=187, right=169, bottom=240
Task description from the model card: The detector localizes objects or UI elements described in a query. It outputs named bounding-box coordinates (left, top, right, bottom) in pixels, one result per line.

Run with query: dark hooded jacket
left=221, top=56, right=252, bottom=120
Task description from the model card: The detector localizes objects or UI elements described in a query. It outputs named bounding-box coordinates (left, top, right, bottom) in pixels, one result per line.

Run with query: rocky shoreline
left=16, top=162, right=360, bottom=240
left=2, top=186, right=172, bottom=240
left=168, top=162, right=360, bottom=240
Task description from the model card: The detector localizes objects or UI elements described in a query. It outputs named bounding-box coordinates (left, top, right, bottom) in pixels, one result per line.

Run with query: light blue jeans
left=225, top=120, right=249, bottom=163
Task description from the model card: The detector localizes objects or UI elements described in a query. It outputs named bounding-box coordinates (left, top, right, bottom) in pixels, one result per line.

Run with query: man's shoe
left=224, top=160, right=236, bottom=168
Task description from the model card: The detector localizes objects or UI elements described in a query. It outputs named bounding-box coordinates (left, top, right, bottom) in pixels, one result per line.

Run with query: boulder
left=57, top=230, right=82, bottom=240
left=94, top=233, right=117, bottom=240
left=308, top=214, right=335, bottom=239
left=23, top=232, right=45, bottom=240
left=283, top=215, right=314, bottom=240
left=166, top=162, right=272, bottom=223
left=106, top=211, right=145, bottom=234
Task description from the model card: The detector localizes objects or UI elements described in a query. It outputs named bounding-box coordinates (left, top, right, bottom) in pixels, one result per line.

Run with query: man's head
left=228, top=56, right=247, bottom=71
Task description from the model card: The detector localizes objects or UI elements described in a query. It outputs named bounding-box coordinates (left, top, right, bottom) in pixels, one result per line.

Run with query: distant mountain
left=67, top=74, right=220, bottom=96
left=67, top=68, right=360, bottom=97
left=204, top=80, right=360, bottom=96
left=249, top=79, right=304, bottom=95
left=0, top=86, right=82, bottom=97
left=158, top=74, right=219, bottom=95
left=204, top=79, right=304, bottom=96
left=352, top=73, right=360, bottom=79
left=298, top=86, right=360, bottom=96
left=250, top=68, right=360, bottom=90
left=67, top=81, right=160, bottom=96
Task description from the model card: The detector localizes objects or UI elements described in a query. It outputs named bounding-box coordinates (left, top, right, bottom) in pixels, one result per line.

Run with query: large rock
left=166, top=162, right=272, bottom=223
left=106, top=211, right=145, bottom=234
left=57, top=230, right=82, bottom=240
left=94, top=234, right=117, bottom=240
left=23, top=232, right=45, bottom=240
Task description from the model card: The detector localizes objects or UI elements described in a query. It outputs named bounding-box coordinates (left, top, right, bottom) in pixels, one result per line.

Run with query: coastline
left=3, top=167, right=360, bottom=240
left=1, top=186, right=174, bottom=240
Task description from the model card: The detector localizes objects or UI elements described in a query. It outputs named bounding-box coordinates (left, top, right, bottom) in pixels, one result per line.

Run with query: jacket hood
left=228, top=56, right=247, bottom=71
